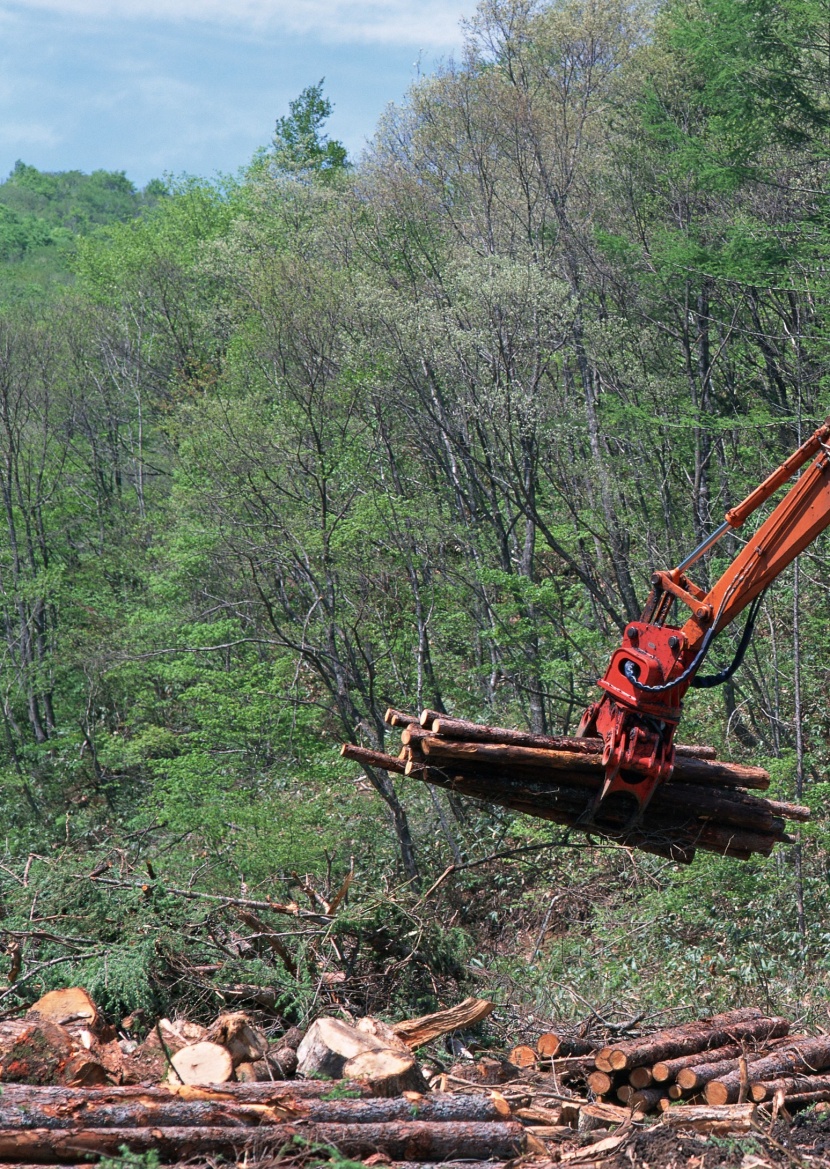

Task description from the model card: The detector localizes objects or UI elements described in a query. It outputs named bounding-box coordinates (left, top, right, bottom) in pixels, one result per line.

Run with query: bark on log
left=268, top=1046, right=298, bottom=1078
left=0, top=1120, right=525, bottom=1162
left=341, top=744, right=408, bottom=776
left=420, top=712, right=717, bottom=761
left=629, top=1088, right=670, bottom=1113
left=205, top=1013, right=267, bottom=1067
left=750, top=1073, right=830, bottom=1103
left=0, top=1091, right=511, bottom=1130
left=0, top=1081, right=373, bottom=1106
left=417, top=734, right=770, bottom=791
left=418, top=745, right=781, bottom=834
left=660, top=1103, right=756, bottom=1133
left=596, top=1010, right=766, bottom=1072
left=777, top=1089, right=830, bottom=1108
left=304, top=1095, right=513, bottom=1123
left=281, top=1026, right=306, bottom=1050
left=677, top=1041, right=788, bottom=1092
left=0, top=1097, right=300, bottom=1130
left=536, top=1033, right=595, bottom=1059
left=392, top=998, right=494, bottom=1048
left=414, top=765, right=783, bottom=859
left=706, top=1036, right=830, bottom=1104
left=0, top=1019, right=107, bottom=1087
left=653, top=1042, right=746, bottom=1082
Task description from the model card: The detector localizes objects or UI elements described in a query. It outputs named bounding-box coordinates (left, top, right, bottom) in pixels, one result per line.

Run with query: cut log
left=706, top=1036, right=830, bottom=1104
left=413, top=765, right=781, bottom=862
left=598, top=1010, right=775, bottom=1072
left=385, top=708, right=420, bottom=727
left=0, top=1018, right=102, bottom=1086
left=0, top=1119, right=525, bottom=1162
left=168, top=1042, right=234, bottom=1086
left=296, top=1016, right=426, bottom=1095
left=392, top=998, right=494, bottom=1048
left=515, top=1105, right=562, bottom=1125
left=27, top=988, right=101, bottom=1036
left=420, top=711, right=717, bottom=761
left=357, top=1017, right=412, bottom=1055
left=629, top=1087, right=670, bottom=1113
left=750, top=1073, right=830, bottom=1103
left=660, top=1103, right=756, bottom=1133
left=145, top=1018, right=208, bottom=1053
left=417, top=734, right=770, bottom=791
left=677, top=1044, right=785, bottom=1092
left=616, top=1084, right=632, bottom=1103
left=587, top=1071, right=614, bottom=1096
left=536, top=1032, right=595, bottom=1059
left=653, top=1042, right=745, bottom=1082
left=281, top=1026, right=306, bottom=1050
left=342, top=1050, right=428, bottom=1097
left=0, top=1081, right=372, bottom=1106
left=297, top=1017, right=379, bottom=1080
left=205, top=1012, right=267, bottom=1067
left=580, top=1102, right=632, bottom=1126
left=0, top=1088, right=511, bottom=1129
left=509, top=1046, right=536, bottom=1069
left=268, top=1046, right=298, bottom=1077
left=628, top=1067, right=653, bottom=1090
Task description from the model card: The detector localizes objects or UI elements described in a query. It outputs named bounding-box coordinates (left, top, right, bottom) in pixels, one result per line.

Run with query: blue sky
left=0, top=1, right=470, bottom=188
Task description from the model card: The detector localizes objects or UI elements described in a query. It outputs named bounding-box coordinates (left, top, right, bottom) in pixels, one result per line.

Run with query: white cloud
left=5, top=0, right=469, bottom=47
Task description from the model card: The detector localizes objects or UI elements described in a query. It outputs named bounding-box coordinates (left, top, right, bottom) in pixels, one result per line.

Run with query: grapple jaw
left=578, top=617, right=696, bottom=823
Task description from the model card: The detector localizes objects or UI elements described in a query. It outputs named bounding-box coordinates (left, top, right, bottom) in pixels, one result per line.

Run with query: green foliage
left=0, top=0, right=824, bottom=1034
left=272, top=82, right=350, bottom=181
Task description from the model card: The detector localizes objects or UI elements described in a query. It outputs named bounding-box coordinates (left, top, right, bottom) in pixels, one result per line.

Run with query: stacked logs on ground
left=0, top=1083, right=525, bottom=1163
left=0, top=985, right=497, bottom=1101
left=341, top=709, right=811, bottom=862
left=577, top=1007, right=830, bottom=1118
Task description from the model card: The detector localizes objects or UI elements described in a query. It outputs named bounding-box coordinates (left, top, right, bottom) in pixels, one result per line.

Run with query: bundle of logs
left=579, top=1008, right=830, bottom=1117
left=342, top=709, right=811, bottom=862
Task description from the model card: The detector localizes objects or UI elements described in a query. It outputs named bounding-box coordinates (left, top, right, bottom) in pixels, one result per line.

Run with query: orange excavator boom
left=579, top=418, right=830, bottom=816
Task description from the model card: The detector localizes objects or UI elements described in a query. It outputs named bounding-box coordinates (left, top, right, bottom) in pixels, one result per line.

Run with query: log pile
left=573, top=1007, right=830, bottom=1118
left=0, top=1082, right=525, bottom=1163
left=3, top=985, right=830, bottom=1159
left=342, top=709, right=811, bottom=862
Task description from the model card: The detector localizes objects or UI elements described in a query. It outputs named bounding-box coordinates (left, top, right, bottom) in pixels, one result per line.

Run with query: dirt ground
left=566, top=1109, right=830, bottom=1167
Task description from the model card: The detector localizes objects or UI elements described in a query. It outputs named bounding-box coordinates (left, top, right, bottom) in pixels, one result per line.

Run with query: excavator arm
left=578, top=418, right=830, bottom=816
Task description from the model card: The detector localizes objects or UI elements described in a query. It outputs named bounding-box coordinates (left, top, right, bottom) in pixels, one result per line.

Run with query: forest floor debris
left=0, top=988, right=827, bottom=1163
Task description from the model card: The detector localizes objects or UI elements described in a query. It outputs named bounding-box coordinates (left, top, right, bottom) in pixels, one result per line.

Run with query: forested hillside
left=0, top=0, right=828, bottom=1032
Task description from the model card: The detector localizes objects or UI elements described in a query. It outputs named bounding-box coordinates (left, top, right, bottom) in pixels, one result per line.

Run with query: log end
left=704, top=1082, right=730, bottom=1106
